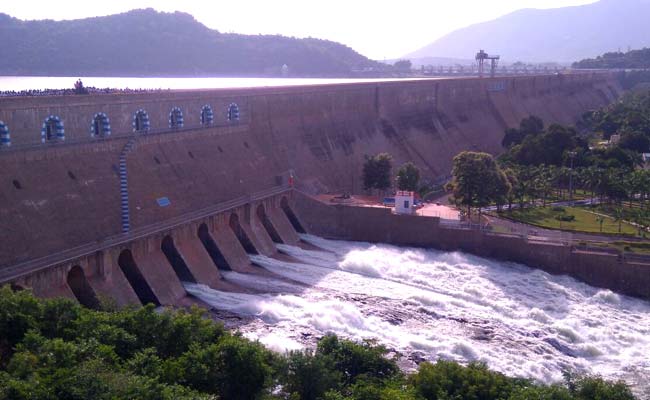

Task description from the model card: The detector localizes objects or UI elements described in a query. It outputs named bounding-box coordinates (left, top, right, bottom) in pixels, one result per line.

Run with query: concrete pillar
left=172, top=225, right=223, bottom=288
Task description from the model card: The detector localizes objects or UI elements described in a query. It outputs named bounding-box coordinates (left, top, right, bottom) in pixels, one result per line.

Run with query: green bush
left=283, top=350, right=341, bottom=400
left=556, top=214, right=576, bottom=222
left=316, top=335, right=399, bottom=385
left=410, top=360, right=523, bottom=400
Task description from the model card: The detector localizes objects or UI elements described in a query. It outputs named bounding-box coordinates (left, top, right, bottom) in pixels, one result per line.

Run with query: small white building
left=395, top=191, right=415, bottom=215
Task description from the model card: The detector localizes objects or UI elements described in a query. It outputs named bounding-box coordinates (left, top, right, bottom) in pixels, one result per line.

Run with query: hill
left=0, top=9, right=382, bottom=77
left=406, top=0, right=650, bottom=63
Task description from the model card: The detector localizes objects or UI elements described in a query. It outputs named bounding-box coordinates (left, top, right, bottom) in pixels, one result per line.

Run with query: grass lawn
left=502, top=206, right=640, bottom=236
left=592, top=203, right=650, bottom=228
left=490, top=224, right=514, bottom=234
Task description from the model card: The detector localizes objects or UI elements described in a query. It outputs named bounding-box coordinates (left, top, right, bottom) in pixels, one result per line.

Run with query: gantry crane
left=475, top=50, right=500, bottom=78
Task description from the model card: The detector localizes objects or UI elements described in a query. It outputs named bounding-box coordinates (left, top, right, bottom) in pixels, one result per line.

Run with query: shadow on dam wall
left=198, top=223, right=232, bottom=271
left=118, top=249, right=161, bottom=307
left=0, top=74, right=623, bottom=290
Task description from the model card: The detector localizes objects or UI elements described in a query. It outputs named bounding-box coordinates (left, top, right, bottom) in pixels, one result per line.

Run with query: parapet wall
left=0, top=74, right=621, bottom=267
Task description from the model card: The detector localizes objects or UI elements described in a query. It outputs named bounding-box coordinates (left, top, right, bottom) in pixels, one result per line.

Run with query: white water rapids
left=184, top=234, right=650, bottom=396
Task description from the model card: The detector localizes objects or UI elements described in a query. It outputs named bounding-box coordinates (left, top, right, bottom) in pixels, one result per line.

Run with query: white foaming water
left=185, top=234, right=650, bottom=394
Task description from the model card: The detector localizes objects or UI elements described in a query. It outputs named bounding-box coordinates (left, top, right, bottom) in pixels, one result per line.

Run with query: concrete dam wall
left=0, top=74, right=620, bottom=271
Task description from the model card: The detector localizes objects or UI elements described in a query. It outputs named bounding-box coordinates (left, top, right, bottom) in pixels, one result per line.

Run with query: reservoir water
left=186, top=234, right=650, bottom=397
left=0, top=76, right=427, bottom=92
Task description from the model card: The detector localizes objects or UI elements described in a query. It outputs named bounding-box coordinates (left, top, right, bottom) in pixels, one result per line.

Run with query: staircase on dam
left=119, top=137, right=137, bottom=233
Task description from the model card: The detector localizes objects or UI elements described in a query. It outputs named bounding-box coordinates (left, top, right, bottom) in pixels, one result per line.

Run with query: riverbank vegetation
left=0, top=287, right=636, bottom=399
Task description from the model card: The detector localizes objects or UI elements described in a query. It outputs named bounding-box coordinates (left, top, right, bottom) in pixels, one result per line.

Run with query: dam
left=0, top=73, right=628, bottom=302
left=4, top=73, right=650, bottom=392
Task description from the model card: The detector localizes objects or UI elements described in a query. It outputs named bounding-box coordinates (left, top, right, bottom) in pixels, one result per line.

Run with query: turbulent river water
left=185, top=234, right=650, bottom=396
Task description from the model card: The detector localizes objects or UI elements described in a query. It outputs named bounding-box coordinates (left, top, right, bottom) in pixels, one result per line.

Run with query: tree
left=393, top=59, right=412, bottom=73
left=602, top=169, right=630, bottom=205
left=410, top=361, right=518, bottom=400
left=618, top=131, right=650, bottom=153
left=450, top=151, right=509, bottom=219
left=519, top=115, right=544, bottom=136
left=502, top=128, right=525, bottom=148
left=535, top=165, right=557, bottom=207
left=283, top=350, right=341, bottom=400
left=503, top=168, right=518, bottom=211
left=362, top=153, right=393, bottom=193
left=316, top=335, right=399, bottom=388
left=492, top=169, right=512, bottom=213
left=501, top=116, right=544, bottom=149
left=512, top=165, right=537, bottom=209
left=396, top=162, right=421, bottom=191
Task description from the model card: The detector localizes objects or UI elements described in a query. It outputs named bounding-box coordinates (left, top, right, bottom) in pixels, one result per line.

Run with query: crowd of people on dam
left=0, top=80, right=171, bottom=97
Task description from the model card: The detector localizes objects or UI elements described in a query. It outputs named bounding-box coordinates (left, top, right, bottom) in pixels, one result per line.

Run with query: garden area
left=448, top=96, right=650, bottom=238
left=501, top=206, right=641, bottom=236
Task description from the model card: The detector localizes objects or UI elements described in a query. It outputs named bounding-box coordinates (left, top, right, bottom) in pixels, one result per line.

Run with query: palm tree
left=535, top=165, right=556, bottom=207
left=580, top=167, right=596, bottom=203
left=514, top=165, right=536, bottom=209
left=555, top=166, right=570, bottom=200
left=614, top=206, right=624, bottom=234
left=633, top=169, right=650, bottom=210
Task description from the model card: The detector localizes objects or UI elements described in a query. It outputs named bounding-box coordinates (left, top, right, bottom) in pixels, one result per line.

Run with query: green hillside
left=573, top=48, right=650, bottom=69
left=0, top=9, right=383, bottom=77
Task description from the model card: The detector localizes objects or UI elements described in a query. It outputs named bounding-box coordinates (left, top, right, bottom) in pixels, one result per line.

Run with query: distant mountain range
left=0, top=9, right=382, bottom=77
left=406, top=0, right=650, bottom=63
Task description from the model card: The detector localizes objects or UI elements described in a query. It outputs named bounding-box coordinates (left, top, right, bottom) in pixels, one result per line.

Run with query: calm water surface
left=0, top=76, right=429, bottom=91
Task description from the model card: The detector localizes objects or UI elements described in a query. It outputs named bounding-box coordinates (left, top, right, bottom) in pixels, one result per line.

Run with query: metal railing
left=0, top=185, right=291, bottom=283
left=438, top=219, right=574, bottom=244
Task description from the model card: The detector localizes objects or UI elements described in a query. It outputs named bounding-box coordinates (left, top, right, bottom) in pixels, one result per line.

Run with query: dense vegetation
left=362, top=153, right=394, bottom=193
left=0, top=287, right=636, bottom=399
left=573, top=48, right=650, bottom=70
left=572, top=48, right=650, bottom=89
left=362, top=155, right=425, bottom=195
left=448, top=152, right=509, bottom=219
left=0, top=9, right=383, bottom=77
left=396, top=162, right=421, bottom=192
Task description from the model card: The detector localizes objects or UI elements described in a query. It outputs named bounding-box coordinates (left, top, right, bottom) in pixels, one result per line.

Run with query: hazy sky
left=3, top=0, right=598, bottom=59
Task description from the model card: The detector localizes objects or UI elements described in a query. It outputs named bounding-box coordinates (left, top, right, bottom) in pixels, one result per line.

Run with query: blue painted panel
left=156, top=197, right=171, bottom=207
